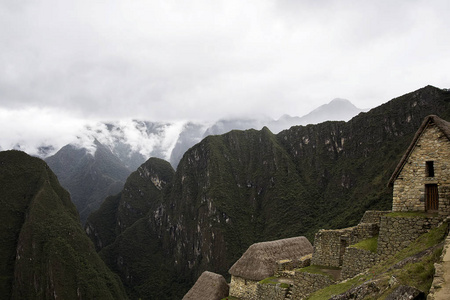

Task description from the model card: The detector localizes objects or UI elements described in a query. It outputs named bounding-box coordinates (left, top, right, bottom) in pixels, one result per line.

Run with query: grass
left=306, top=275, right=366, bottom=300
left=298, top=265, right=340, bottom=280
left=306, top=223, right=448, bottom=300
left=396, top=247, right=442, bottom=292
left=386, top=211, right=438, bottom=218
left=350, top=236, right=378, bottom=253
left=258, top=276, right=290, bottom=289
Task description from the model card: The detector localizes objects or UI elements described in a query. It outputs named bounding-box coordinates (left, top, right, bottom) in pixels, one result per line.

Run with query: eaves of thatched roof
left=182, top=271, right=229, bottom=300
left=388, top=115, right=450, bottom=186
left=228, top=236, right=313, bottom=281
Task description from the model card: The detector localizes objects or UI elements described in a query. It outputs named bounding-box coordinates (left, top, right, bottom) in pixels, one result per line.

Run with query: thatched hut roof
left=228, top=236, right=313, bottom=281
left=388, top=115, right=450, bottom=186
left=182, top=271, right=229, bottom=300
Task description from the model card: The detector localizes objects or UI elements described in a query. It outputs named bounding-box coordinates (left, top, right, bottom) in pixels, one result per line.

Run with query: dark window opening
left=426, top=161, right=435, bottom=177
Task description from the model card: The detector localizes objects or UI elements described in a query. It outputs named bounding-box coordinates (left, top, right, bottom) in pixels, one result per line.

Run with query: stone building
left=388, top=115, right=450, bottom=215
left=228, top=236, right=313, bottom=300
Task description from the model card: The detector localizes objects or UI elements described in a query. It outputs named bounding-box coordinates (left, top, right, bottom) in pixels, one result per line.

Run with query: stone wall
left=312, top=223, right=379, bottom=267
left=312, top=227, right=353, bottom=267
left=291, top=270, right=335, bottom=300
left=392, top=123, right=450, bottom=215
left=229, top=276, right=258, bottom=300
left=377, top=215, right=442, bottom=258
left=341, top=247, right=378, bottom=279
left=256, top=283, right=289, bottom=300
left=359, top=210, right=390, bottom=224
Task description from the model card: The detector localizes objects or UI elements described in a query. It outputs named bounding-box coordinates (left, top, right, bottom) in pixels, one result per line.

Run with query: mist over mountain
left=271, top=98, right=367, bottom=133
left=45, top=141, right=130, bottom=224
left=11, top=99, right=357, bottom=225
left=7, top=98, right=363, bottom=168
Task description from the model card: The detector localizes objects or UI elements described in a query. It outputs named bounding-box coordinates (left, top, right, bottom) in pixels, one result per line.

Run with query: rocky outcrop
left=386, top=285, right=426, bottom=300
left=330, top=280, right=382, bottom=300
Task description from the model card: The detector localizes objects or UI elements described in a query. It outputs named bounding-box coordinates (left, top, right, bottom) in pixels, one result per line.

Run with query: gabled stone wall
left=275, top=254, right=312, bottom=277
left=392, top=123, right=450, bottom=215
left=229, top=276, right=258, bottom=300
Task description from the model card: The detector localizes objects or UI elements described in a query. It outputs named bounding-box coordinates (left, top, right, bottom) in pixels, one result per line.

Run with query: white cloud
left=0, top=0, right=449, bottom=149
left=0, top=107, right=88, bottom=156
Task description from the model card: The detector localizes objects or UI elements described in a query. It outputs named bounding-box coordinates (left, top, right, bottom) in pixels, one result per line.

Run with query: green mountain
left=86, top=157, right=175, bottom=251
left=45, top=140, right=130, bottom=224
left=88, top=86, right=450, bottom=299
left=0, top=150, right=127, bottom=299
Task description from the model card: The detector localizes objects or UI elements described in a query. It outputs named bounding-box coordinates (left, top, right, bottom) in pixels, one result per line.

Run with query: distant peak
left=329, top=98, right=352, bottom=104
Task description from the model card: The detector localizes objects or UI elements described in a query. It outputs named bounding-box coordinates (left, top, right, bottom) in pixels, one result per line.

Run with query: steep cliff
left=0, top=150, right=127, bottom=299
left=45, top=140, right=130, bottom=224
left=86, top=157, right=175, bottom=251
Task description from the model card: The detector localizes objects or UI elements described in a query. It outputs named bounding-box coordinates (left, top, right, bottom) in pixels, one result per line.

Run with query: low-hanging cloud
left=0, top=0, right=449, bottom=153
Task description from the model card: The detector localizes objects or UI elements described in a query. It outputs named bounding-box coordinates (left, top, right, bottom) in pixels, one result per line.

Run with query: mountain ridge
left=42, top=98, right=364, bottom=222
left=87, top=85, right=450, bottom=299
left=0, top=150, right=127, bottom=299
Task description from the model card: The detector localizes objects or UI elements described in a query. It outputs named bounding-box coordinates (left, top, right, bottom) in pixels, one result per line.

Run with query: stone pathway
left=428, top=229, right=450, bottom=300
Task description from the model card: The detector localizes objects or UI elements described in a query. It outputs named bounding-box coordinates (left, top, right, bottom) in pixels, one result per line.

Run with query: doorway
left=339, top=238, right=348, bottom=266
left=425, top=184, right=439, bottom=211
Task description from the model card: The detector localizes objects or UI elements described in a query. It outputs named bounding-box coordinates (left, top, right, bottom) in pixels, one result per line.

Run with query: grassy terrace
left=306, top=223, right=448, bottom=299
left=298, top=265, right=342, bottom=281
left=258, top=276, right=290, bottom=289
left=386, top=211, right=439, bottom=218
left=350, top=236, right=378, bottom=253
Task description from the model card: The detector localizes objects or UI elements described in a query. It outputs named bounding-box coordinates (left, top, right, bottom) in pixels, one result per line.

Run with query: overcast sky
left=1, top=0, right=449, bottom=150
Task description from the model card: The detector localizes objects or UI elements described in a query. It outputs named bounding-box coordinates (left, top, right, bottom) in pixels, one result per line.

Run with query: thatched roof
left=182, top=271, right=229, bottom=300
left=388, top=115, right=450, bottom=186
left=228, top=236, right=313, bottom=281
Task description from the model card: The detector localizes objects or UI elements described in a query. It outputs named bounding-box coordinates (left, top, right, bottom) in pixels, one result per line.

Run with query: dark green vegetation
left=45, top=140, right=131, bottom=224
left=85, top=157, right=183, bottom=297
left=84, top=85, right=450, bottom=299
left=0, top=150, right=127, bottom=299
left=86, top=157, right=175, bottom=250
left=307, top=223, right=448, bottom=299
